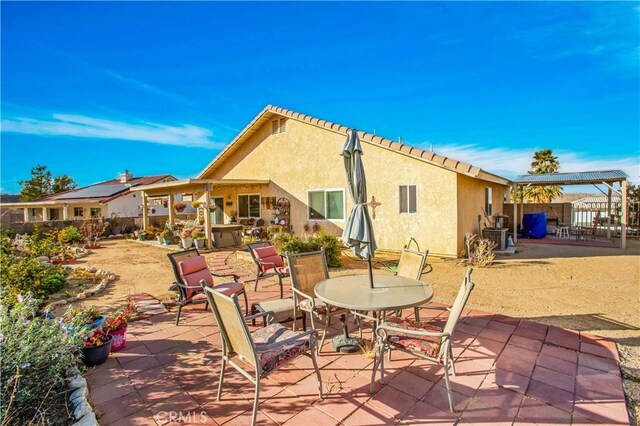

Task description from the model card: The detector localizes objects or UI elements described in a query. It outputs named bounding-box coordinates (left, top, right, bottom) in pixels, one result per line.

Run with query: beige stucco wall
left=202, top=117, right=475, bottom=256
left=456, top=174, right=509, bottom=254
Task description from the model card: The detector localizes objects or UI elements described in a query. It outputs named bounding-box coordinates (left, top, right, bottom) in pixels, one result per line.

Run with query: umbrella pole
left=368, top=254, right=374, bottom=289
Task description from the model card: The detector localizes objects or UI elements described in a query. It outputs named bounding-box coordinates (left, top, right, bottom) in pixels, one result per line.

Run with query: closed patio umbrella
left=341, top=129, right=378, bottom=288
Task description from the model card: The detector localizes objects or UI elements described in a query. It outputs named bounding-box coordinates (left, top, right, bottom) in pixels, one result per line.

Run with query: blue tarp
left=522, top=212, right=547, bottom=239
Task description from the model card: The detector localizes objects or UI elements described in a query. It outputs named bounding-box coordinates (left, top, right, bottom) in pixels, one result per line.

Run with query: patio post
left=42, top=207, right=47, bottom=222
left=23, top=208, right=29, bottom=223
left=204, top=184, right=213, bottom=249
left=512, top=184, right=518, bottom=244
left=62, top=204, right=68, bottom=220
left=167, top=192, right=175, bottom=225
left=621, top=180, right=627, bottom=249
left=141, top=191, right=149, bottom=230
left=606, top=187, right=612, bottom=239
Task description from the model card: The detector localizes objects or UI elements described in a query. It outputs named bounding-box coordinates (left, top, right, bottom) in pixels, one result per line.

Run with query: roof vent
left=120, top=170, right=134, bottom=183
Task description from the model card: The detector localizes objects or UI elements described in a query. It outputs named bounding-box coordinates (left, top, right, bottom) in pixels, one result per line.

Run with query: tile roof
left=198, top=105, right=510, bottom=185
left=514, top=170, right=628, bottom=185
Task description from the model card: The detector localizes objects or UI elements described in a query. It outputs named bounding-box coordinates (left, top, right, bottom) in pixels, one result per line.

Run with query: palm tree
left=522, top=149, right=563, bottom=203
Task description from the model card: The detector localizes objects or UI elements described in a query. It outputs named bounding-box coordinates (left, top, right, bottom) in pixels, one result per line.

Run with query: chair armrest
left=174, top=281, right=205, bottom=290
left=256, top=329, right=319, bottom=350
left=256, top=260, right=278, bottom=269
left=246, top=310, right=275, bottom=325
left=211, top=271, right=240, bottom=281
left=292, top=288, right=314, bottom=307
left=377, top=323, right=450, bottom=339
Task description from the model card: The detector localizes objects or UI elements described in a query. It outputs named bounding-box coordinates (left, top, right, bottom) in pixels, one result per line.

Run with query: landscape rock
left=72, top=412, right=97, bottom=426
left=71, top=401, right=92, bottom=421
left=69, top=386, right=88, bottom=402
left=68, top=376, right=86, bottom=391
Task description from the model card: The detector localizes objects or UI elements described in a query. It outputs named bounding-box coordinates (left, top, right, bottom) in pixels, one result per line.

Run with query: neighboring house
left=572, top=195, right=623, bottom=227
left=189, top=105, right=511, bottom=257
left=0, top=194, right=23, bottom=227
left=0, top=171, right=177, bottom=223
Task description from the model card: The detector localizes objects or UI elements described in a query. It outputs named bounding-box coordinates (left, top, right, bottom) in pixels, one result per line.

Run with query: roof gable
left=198, top=105, right=510, bottom=185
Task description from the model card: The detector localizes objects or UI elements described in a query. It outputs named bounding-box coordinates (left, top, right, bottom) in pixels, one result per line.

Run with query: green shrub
left=307, top=231, right=342, bottom=267
left=24, top=233, right=56, bottom=258
left=0, top=255, right=67, bottom=307
left=272, top=231, right=342, bottom=267
left=0, top=297, right=79, bottom=425
left=57, top=225, right=83, bottom=245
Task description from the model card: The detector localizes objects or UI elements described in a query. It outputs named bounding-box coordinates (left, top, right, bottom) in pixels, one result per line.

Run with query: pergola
left=511, top=170, right=629, bottom=249
left=131, top=178, right=270, bottom=249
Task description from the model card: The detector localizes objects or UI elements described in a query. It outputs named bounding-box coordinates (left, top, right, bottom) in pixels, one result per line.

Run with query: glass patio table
left=314, top=274, right=433, bottom=352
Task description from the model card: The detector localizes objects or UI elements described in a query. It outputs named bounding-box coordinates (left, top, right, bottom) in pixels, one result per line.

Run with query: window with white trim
left=238, top=194, right=261, bottom=218
left=48, top=209, right=60, bottom=221
left=308, top=189, right=344, bottom=220
left=90, top=208, right=102, bottom=218
left=485, top=187, right=493, bottom=216
left=399, top=185, right=417, bottom=214
left=73, top=207, right=84, bottom=218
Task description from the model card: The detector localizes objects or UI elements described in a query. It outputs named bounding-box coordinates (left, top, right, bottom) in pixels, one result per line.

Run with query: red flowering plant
left=83, top=329, right=111, bottom=348
left=102, top=302, right=136, bottom=333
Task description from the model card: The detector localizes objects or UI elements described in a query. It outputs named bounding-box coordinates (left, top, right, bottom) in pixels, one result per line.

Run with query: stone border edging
left=67, top=368, right=98, bottom=425
left=48, top=267, right=117, bottom=308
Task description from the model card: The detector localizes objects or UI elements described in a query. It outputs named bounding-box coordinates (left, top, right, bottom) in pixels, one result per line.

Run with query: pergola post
left=168, top=193, right=175, bottom=225
left=512, top=185, right=518, bottom=244
left=621, top=180, right=628, bottom=249
left=141, top=191, right=149, bottom=230
left=606, top=187, right=612, bottom=239
left=204, top=184, right=213, bottom=249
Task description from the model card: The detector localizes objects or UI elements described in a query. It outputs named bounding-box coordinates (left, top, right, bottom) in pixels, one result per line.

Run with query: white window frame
left=90, top=207, right=102, bottom=218
left=73, top=207, right=84, bottom=218
left=485, top=187, right=493, bottom=216
left=237, top=193, right=261, bottom=219
left=307, top=188, right=346, bottom=222
left=399, top=184, right=418, bottom=215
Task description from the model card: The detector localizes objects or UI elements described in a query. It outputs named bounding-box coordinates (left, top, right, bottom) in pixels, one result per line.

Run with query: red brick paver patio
left=87, top=251, right=630, bottom=425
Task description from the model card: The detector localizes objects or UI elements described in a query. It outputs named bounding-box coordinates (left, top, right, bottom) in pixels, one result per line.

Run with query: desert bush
left=272, top=231, right=342, bottom=267
left=0, top=296, right=78, bottom=425
left=24, top=232, right=56, bottom=258
left=0, top=255, right=67, bottom=307
left=463, top=233, right=496, bottom=267
left=56, top=225, right=83, bottom=245
left=80, top=218, right=107, bottom=245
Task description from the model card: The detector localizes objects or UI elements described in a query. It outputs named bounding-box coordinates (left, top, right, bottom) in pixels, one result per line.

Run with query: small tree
left=80, top=218, right=107, bottom=246
left=51, top=175, right=77, bottom=194
left=19, top=165, right=52, bottom=201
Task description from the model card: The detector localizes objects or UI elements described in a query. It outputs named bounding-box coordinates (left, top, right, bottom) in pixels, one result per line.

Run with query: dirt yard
left=70, top=238, right=640, bottom=421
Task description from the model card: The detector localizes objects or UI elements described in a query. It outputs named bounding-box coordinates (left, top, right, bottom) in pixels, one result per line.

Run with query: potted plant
left=102, top=303, right=135, bottom=352
left=160, top=229, right=173, bottom=245
left=181, top=229, right=193, bottom=248
left=136, top=231, right=147, bottom=241
left=229, top=210, right=237, bottom=223
left=79, top=329, right=113, bottom=367
left=62, top=305, right=106, bottom=334
left=174, top=202, right=186, bottom=213
left=192, top=231, right=206, bottom=249
left=191, top=201, right=201, bottom=209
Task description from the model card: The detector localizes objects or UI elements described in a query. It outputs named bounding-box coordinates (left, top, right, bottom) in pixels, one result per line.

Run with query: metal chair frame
left=167, top=248, right=248, bottom=325
left=370, top=267, right=475, bottom=413
left=246, top=242, right=289, bottom=298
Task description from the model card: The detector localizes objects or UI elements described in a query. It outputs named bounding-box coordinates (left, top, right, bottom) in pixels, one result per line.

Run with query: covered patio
left=511, top=170, right=629, bottom=249
left=131, top=179, right=270, bottom=249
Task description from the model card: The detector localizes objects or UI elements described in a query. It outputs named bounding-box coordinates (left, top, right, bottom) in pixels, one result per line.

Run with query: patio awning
left=130, top=178, right=270, bottom=196
left=513, top=170, right=628, bottom=186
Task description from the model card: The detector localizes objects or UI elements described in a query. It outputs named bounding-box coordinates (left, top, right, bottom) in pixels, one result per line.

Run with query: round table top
left=314, top=274, right=433, bottom=311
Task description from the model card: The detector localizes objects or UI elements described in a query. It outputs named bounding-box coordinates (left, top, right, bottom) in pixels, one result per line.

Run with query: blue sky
left=2, top=2, right=639, bottom=194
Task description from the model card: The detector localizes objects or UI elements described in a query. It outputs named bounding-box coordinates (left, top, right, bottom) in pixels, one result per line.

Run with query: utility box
left=482, top=228, right=508, bottom=250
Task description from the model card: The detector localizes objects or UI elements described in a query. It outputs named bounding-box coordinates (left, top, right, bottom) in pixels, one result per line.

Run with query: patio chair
left=167, top=249, right=248, bottom=325
left=370, top=267, right=475, bottom=413
left=247, top=242, right=289, bottom=298
left=286, top=249, right=349, bottom=354
left=204, top=287, right=323, bottom=426
left=394, top=249, right=429, bottom=320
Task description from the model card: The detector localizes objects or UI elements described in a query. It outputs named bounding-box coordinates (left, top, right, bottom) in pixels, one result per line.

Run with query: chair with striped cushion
left=167, top=249, right=247, bottom=325
left=204, top=287, right=322, bottom=426
left=370, top=267, right=474, bottom=413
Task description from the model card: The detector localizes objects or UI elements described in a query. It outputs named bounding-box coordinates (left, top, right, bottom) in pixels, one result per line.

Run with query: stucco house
left=1, top=171, right=177, bottom=223
left=136, top=106, right=511, bottom=257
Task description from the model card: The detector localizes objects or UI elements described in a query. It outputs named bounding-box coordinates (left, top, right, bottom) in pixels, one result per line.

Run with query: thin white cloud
left=1, top=114, right=219, bottom=149
left=422, top=142, right=640, bottom=184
